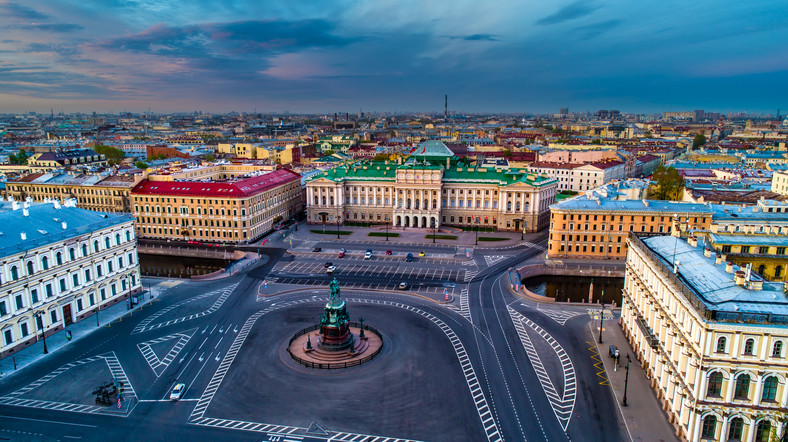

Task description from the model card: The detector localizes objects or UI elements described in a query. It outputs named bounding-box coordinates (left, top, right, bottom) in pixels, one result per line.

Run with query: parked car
left=324, top=262, right=333, bottom=268
left=339, top=248, right=346, bottom=253
left=608, top=345, right=619, bottom=358
left=170, top=383, right=185, bottom=401
left=419, top=251, right=426, bottom=257
left=406, top=253, right=413, bottom=262
left=338, top=251, right=345, bottom=258
left=312, top=247, right=322, bottom=252
left=364, top=251, right=372, bottom=260
left=385, top=250, right=392, bottom=255
left=398, top=282, right=410, bottom=290
left=326, top=265, right=336, bottom=274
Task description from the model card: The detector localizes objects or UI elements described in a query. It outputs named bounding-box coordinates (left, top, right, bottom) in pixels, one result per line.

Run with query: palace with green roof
left=306, top=140, right=558, bottom=232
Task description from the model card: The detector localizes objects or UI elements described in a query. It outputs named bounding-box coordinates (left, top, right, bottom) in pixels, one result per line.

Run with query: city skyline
left=1, top=0, right=787, bottom=114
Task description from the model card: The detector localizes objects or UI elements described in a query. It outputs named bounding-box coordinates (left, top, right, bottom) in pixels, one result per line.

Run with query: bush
left=425, top=234, right=457, bottom=240
left=368, top=232, right=399, bottom=237
left=310, top=230, right=352, bottom=235
left=477, top=237, right=507, bottom=242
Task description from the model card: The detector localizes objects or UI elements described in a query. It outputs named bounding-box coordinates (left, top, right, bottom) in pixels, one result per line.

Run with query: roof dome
left=411, top=140, right=454, bottom=158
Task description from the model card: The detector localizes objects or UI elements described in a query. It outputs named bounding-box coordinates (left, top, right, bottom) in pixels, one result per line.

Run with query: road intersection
left=0, top=229, right=629, bottom=442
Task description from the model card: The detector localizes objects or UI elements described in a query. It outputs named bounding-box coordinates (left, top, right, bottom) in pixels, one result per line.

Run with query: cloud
left=22, top=23, right=84, bottom=32
left=573, top=19, right=622, bottom=39
left=449, top=33, right=499, bottom=42
left=1, top=2, right=49, bottom=20
left=537, top=1, right=600, bottom=26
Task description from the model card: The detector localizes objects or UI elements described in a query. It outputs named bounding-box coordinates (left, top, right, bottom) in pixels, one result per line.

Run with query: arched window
left=41, top=256, right=49, bottom=270
left=115, top=234, right=120, bottom=245
left=758, top=264, right=766, bottom=276
left=506, top=201, right=512, bottom=211
left=94, top=240, right=99, bottom=252
left=516, top=201, right=521, bottom=211
left=755, top=420, right=772, bottom=442
left=744, top=339, right=755, bottom=355
left=734, top=374, right=750, bottom=399
left=773, top=341, right=783, bottom=358
left=69, top=248, right=76, bottom=260
left=81, top=244, right=88, bottom=257
left=26, top=261, right=34, bottom=275
left=776, top=266, right=783, bottom=278
left=716, top=336, right=727, bottom=353
left=707, top=372, right=723, bottom=397
left=104, top=237, right=110, bottom=249
left=701, top=415, right=717, bottom=440
left=125, top=231, right=131, bottom=241
left=761, top=376, right=778, bottom=402
left=56, top=252, right=63, bottom=265
left=727, top=417, right=744, bottom=441
left=10, top=265, right=19, bottom=281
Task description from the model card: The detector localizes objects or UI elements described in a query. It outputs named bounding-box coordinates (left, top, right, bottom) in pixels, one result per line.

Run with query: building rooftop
left=640, top=235, right=788, bottom=322
left=132, top=168, right=300, bottom=198
left=0, top=201, right=134, bottom=259
left=709, top=233, right=788, bottom=247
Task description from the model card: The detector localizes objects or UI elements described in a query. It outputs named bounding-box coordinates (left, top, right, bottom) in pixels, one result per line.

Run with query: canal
left=139, top=254, right=232, bottom=278
left=523, top=275, right=624, bottom=304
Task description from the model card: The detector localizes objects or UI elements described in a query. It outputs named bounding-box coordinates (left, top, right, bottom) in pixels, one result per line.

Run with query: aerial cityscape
left=1, top=1, right=788, bottom=442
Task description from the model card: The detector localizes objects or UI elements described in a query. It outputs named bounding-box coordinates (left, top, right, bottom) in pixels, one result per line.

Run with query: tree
left=693, top=133, right=707, bottom=149
left=372, top=153, right=390, bottom=162
left=590, top=139, right=602, bottom=145
left=323, top=149, right=335, bottom=156
left=502, top=149, right=512, bottom=158
left=205, top=153, right=216, bottom=162
left=135, top=161, right=148, bottom=169
left=93, top=144, right=125, bottom=165
left=8, top=149, right=29, bottom=165
left=650, top=165, right=685, bottom=200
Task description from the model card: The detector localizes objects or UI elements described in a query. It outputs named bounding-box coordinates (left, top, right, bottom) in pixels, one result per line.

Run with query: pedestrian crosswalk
left=484, top=255, right=507, bottom=266
left=446, top=287, right=471, bottom=322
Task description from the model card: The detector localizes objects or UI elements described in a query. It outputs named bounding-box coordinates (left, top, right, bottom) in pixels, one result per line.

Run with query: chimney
left=734, top=270, right=746, bottom=286
left=688, top=236, right=697, bottom=247
left=673, top=260, right=680, bottom=274
left=446, top=157, right=450, bottom=168
left=704, top=248, right=712, bottom=258
left=20, top=232, right=26, bottom=240
left=12, top=201, right=19, bottom=211
left=750, top=280, right=763, bottom=291
left=22, top=208, right=28, bottom=217
left=726, top=262, right=734, bottom=273
left=61, top=221, right=67, bottom=230
left=53, top=200, right=61, bottom=209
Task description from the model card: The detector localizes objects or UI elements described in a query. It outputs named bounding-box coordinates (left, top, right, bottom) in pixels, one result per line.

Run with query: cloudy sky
left=1, top=0, right=786, bottom=114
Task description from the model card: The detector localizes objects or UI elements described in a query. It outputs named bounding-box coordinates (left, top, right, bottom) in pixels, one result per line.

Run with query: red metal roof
left=131, top=168, right=300, bottom=198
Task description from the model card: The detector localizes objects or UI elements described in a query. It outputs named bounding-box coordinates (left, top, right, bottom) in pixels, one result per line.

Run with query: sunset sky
left=1, top=0, right=786, bottom=114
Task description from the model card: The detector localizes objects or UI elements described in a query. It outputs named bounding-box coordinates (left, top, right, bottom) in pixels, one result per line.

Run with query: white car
left=170, top=383, right=185, bottom=401
left=326, top=265, right=336, bottom=274
left=364, top=251, right=372, bottom=260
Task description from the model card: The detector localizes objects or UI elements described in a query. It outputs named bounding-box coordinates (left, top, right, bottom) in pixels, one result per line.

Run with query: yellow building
left=6, top=172, right=143, bottom=213
left=623, top=233, right=788, bottom=442
left=707, top=234, right=788, bottom=281
left=131, top=168, right=302, bottom=244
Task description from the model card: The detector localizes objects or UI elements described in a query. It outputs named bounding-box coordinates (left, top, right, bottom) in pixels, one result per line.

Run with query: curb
left=257, top=286, right=452, bottom=305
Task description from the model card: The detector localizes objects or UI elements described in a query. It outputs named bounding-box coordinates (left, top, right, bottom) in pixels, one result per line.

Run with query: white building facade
left=0, top=201, right=142, bottom=358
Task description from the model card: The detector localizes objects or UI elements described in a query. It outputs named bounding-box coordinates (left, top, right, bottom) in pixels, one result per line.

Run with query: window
left=759, top=246, right=769, bottom=254
left=706, top=372, right=723, bottom=397
left=772, top=341, right=783, bottom=357
left=0, top=301, right=7, bottom=316
left=776, top=266, right=783, bottom=278
left=56, top=252, right=62, bottom=265
left=59, top=279, right=66, bottom=292
left=20, top=322, right=28, bottom=338
left=734, top=375, right=750, bottom=399
left=741, top=246, right=750, bottom=254
left=50, top=310, right=57, bottom=324
left=26, top=261, right=34, bottom=275
left=96, top=265, right=103, bottom=277
left=115, top=234, right=121, bottom=245
left=762, top=376, right=778, bottom=402
left=3, top=329, right=12, bottom=346
left=755, top=420, right=772, bottom=442
left=700, top=415, right=716, bottom=440
left=727, top=417, right=744, bottom=441
left=72, top=274, right=79, bottom=287
left=758, top=264, right=766, bottom=276
left=778, top=247, right=786, bottom=255
left=76, top=298, right=83, bottom=311
left=743, top=338, right=755, bottom=355
left=94, top=240, right=100, bottom=252
left=722, top=245, right=731, bottom=254
left=716, top=336, right=727, bottom=353
left=100, top=288, right=106, bottom=301
left=105, top=237, right=110, bottom=249
left=10, top=265, right=18, bottom=281
left=84, top=269, right=91, bottom=282
left=15, top=294, right=24, bottom=310
left=82, top=244, right=88, bottom=256
left=69, top=248, right=75, bottom=260
left=45, top=284, right=53, bottom=298
left=42, top=256, right=49, bottom=270
left=30, top=289, right=38, bottom=304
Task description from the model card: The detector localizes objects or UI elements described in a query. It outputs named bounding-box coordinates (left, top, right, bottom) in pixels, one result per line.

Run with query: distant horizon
left=1, top=1, right=786, bottom=114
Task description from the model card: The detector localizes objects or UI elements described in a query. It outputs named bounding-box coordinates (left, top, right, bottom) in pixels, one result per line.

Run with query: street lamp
left=35, top=311, right=48, bottom=354
left=385, top=221, right=389, bottom=242
left=475, top=218, right=480, bottom=245
left=520, top=218, right=527, bottom=241
left=598, top=302, right=604, bottom=344
left=336, top=215, right=341, bottom=240
left=95, top=303, right=100, bottom=327
left=622, top=354, right=631, bottom=406
left=431, top=218, right=436, bottom=244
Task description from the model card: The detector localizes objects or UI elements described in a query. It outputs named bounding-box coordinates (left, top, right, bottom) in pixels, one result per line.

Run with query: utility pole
left=622, top=354, right=631, bottom=406
left=598, top=303, right=604, bottom=344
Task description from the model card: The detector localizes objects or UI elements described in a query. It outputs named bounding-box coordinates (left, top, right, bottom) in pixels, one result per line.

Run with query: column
left=752, top=375, right=764, bottom=406
left=307, top=187, right=314, bottom=207
left=697, top=368, right=708, bottom=399
left=725, top=374, right=736, bottom=402
left=746, top=419, right=756, bottom=442
left=780, top=376, right=788, bottom=407
left=689, top=410, right=702, bottom=442
left=720, top=415, right=730, bottom=442
left=498, top=191, right=505, bottom=214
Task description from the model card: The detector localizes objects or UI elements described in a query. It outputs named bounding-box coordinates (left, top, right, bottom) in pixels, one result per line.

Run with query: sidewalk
left=593, top=316, right=678, bottom=442
left=0, top=279, right=170, bottom=380
left=285, top=222, right=542, bottom=248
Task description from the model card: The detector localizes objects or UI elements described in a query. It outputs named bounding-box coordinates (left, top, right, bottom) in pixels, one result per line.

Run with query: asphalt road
left=0, top=232, right=629, bottom=442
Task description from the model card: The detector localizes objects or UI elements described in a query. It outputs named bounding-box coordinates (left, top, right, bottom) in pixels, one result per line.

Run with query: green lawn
left=477, top=236, right=508, bottom=242
left=310, top=229, right=352, bottom=235
left=425, top=234, right=458, bottom=240
left=368, top=232, right=400, bottom=237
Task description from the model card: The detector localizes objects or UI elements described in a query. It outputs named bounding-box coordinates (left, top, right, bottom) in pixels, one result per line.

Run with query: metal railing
left=287, top=321, right=383, bottom=369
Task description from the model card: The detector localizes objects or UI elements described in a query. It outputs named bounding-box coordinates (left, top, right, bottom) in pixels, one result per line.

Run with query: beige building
left=623, top=233, right=788, bottom=441
left=0, top=201, right=141, bottom=358
left=306, top=141, right=558, bottom=232
left=131, top=168, right=302, bottom=244
left=6, top=172, right=143, bottom=213
left=772, top=171, right=788, bottom=196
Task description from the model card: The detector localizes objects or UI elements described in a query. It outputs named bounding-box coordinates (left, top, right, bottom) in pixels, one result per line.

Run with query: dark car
left=405, top=253, right=413, bottom=262
left=385, top=250, right=392, bottom=255
left=324, top=262, right=333, bottom=268
left=608, top=345, right=619, bottom=358
left=312, top=247, right=322, bottom=252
